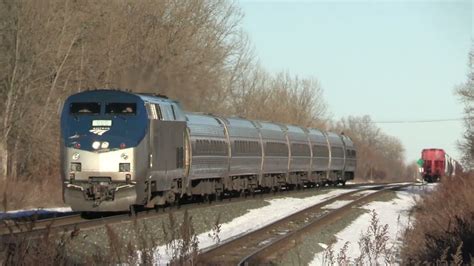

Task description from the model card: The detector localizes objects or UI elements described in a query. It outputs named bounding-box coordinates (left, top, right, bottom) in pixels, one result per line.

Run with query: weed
left=336, top=241, right=350, bottom=266
left=163, top=209, right=199, bottom=265
left=321, top=210, right=397, bottom=265
left=207, top=212, right=222, bottom=244
left=322, top=243, right=335, bottom=265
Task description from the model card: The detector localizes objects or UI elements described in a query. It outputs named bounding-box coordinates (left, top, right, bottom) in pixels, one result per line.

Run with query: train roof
left=286, top=125, right=306, bottom=134
left=226, top=117, right=258, bottom=128
left=66, top=89, right=179, bottom=105
left=422, top=148, right=445, bottom=152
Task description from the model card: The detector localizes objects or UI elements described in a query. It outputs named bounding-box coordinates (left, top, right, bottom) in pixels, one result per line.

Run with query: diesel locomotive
left=60, top=90, right=356, bottom=212
left=420, top=148, right=461, bottom=182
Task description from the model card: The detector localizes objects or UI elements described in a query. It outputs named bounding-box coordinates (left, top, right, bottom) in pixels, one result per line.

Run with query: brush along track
left=197, top=183, right=411, bottom=266
left=0, top=182, right=392, bottom=240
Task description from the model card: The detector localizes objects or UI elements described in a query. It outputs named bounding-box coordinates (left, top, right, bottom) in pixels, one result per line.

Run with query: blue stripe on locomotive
left=60, top=90, right=148, bottom=151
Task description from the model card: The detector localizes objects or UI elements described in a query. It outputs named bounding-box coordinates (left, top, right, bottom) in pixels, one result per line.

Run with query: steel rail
left=0, top=213, right=80, bottom=233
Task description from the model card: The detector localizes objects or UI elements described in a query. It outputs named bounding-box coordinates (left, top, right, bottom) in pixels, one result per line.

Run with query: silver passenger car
left=286, top=125, right=312, bottom=184
left=326, top=132, right=345, bottom=182
left=225, top=117, right=262, bottom=177
left=186, top=113, right=229, bottom=180
left=341, top=135, right=356, bottom=180
left=307, top=128, right=331, bottom=183
left=259, top=122, right=289, bottom=179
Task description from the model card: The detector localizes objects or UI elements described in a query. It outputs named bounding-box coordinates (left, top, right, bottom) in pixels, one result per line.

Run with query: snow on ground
left=351, top=190, right=375, bottom=197
left=0, top=207, right=73, bottom=220
left=154, top=188, right=363, bottom=264
left=322, top=200, right=353, bottom=209
left=308, top=186, right=426, bottom=265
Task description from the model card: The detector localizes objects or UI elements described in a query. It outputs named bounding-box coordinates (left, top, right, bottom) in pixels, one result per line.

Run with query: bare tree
left=455, top=47, right=474, bottom=170
left=230, top=69, right=329, bottom=127
left=333, top=115, right=406, bottom=181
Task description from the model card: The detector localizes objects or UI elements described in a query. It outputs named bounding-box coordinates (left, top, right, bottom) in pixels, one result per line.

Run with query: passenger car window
left=70, top=102, right=101, bottom=115
left=313, top=145, right=329, bottom=157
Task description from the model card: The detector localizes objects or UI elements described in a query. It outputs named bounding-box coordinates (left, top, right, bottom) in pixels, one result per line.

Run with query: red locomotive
left=421, top=148, right=460, bottom=182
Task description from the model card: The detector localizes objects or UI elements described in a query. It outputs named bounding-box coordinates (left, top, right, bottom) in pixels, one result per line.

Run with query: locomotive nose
left=66, top=146, right=134, bottom=181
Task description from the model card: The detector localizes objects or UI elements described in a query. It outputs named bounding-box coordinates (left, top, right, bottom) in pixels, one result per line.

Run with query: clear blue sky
left=238, top=0, right=472, bottom=163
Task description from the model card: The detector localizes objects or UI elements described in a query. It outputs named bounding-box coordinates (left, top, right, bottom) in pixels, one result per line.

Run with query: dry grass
left=162, top=210, right=200, bottom=265
left=0, top=224, right=76, bottom=265
left=0, top=179, right=64, bottom=212
left=91, top=217, right=161, bottom=264
left=0, top=208, right=204, bottom=265
left=400, top=172, right=474, bottom=264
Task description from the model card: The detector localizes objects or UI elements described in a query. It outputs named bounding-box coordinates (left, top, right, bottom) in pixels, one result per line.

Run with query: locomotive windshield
left=106, top=103, right=137, bottom=115
left=62, top=91, right=151, bottom=152
left=70, top=102, right=101, bottom=115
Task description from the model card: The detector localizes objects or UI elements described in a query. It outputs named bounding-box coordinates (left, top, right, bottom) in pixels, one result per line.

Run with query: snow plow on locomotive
left=60, top=89, right=357, bottom=212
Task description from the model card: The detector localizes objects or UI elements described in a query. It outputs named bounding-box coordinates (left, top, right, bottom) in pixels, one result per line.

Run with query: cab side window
left=145, top=103, right=163, bottom=120
left=160, top=103, right=175, bottom=121
left=154, top=104, right=163, bottom=120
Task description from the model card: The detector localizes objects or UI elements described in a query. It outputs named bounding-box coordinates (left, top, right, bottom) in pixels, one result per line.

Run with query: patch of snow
left=154, top=188, right=361, bottom=264
left=309, top=189, right=419, bottom=265
left=322, top=200, right=353, bottom=209
left=352, top=190, right=374, bottom=197
left=318, top=243, right=328, bottom=249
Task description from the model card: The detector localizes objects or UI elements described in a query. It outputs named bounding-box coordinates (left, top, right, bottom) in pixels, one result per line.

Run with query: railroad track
left=0, top=213, right=82, bottom=235
left=0, top=182, right=401, bottom=240
left=197, top=183, right=411, bottom=266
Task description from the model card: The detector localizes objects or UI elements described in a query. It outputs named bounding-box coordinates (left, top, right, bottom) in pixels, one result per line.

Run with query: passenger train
left=60, top=90, right=357, bottom=212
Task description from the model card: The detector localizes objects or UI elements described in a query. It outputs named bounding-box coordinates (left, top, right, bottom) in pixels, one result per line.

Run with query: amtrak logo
left=89, top=127, right=110, bottom=136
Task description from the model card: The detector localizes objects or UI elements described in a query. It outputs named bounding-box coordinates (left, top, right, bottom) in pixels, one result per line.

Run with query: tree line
left=0, top=0, right=409, bottom=185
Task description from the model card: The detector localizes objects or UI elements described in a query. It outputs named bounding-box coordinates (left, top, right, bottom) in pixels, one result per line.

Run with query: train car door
left=149, top=120, right=187, bottom=192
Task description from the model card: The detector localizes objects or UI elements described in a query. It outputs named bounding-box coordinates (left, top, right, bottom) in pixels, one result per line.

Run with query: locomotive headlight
left=92, top=141, right=101, bottom=150
left=70, top=162, right=82, bottom=172
left=119, top=163, right=130, bottom=172
left=101, top=141, right=109, bottom=149
left=121, top=153, right=128, bottom=160
left=72, top=153, right=80, bottom=160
